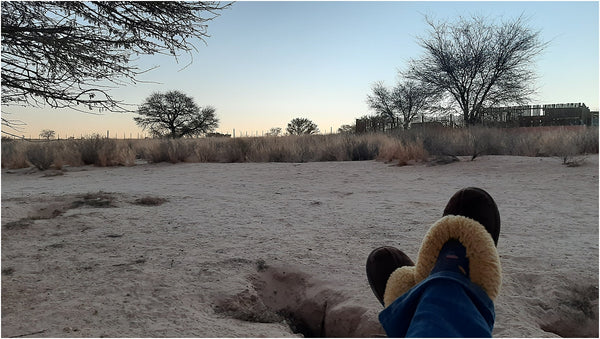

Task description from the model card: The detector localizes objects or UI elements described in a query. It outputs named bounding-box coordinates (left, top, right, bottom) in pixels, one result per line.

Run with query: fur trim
left=414, top=215, right=502, bottom=301
left=383, top=266, right=416, bottom=307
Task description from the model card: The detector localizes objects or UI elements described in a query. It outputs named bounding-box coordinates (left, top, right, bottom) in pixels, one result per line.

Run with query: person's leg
left=366, top=187, right=502, bottom=337
left=366, top=246, right=414, bottom=306
left=379, top=271, right=495, bottom=337
left=379, top=236, right=496, bottom=337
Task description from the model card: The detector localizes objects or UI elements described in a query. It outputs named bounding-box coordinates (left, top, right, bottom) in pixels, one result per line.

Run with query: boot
left=366, top=246, right=414, bottom=306
left=414, top=214, right=502, bottom=301
left=442, top=187, right=500, bottom=246
left=370, top=187, right=502, bottom=307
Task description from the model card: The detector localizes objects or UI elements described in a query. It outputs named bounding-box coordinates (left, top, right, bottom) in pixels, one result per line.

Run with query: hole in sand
left=71, top=191, right=116, bottom=208
left=215, top=265, right=383, bottom=337
left=539, top=284, right=599, bottom=337
left=133, top=196, right=167, bottom=206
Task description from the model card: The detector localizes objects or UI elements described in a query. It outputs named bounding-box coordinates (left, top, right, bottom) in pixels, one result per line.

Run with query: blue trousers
left=379, top=271, right=495, bottom=337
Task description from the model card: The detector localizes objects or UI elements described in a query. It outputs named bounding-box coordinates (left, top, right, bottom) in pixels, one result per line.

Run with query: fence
left=355, top=103, right=597, bottom=133
left=2, top=126, right=341, bottom=142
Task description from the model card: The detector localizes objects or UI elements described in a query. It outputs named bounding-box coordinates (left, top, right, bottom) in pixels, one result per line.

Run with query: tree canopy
left=39, top=129, right=55, bottom=140
left=286, top=118, right=319, bottom=135
left=134, top=91, right=219, bottom=138
left=1, top=1, right=230, bottom=126
left=406, top=15, right=546, bottom=125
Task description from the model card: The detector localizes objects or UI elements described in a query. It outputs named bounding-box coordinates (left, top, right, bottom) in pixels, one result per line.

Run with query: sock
left=431, top=239, right=470, bottom=277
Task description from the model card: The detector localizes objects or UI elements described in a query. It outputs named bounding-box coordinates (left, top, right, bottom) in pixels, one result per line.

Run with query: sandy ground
left=1, top=155, right=598, bottom=337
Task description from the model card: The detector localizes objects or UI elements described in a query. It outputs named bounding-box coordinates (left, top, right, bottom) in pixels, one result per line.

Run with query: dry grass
left=1, top=126, right=597, bottom=169
left=395, top=126, right=598, bottom=159
left=25, top=143, right=55, bottom=170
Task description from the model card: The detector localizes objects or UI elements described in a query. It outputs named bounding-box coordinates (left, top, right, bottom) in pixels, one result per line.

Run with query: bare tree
left=286, top=118, right=319, bottom=135
left=265, top=127, right=282, bottom=137
left=405, top=15, right=547, bottom=125
left=366, top=82, right=396, bottom=127
left=367, top=80, right=436, bottom=130
left=134, top=91, right=219, bottom=138
left=337, top=124, right=355, bottom=134
left=39, top=129, right=55, bottom=140
left=1, top=1, right=230, bottom=127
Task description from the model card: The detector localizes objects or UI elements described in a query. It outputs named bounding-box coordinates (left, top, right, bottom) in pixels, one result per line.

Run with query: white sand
left=1, top=155, right=598, bottom=337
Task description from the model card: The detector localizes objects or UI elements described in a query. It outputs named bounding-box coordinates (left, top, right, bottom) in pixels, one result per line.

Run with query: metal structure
left=481, top=103, right=594, bottom=127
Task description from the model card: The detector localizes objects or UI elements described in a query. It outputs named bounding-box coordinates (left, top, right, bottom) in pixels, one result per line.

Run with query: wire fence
left=1, top=127, right=341, bottom=141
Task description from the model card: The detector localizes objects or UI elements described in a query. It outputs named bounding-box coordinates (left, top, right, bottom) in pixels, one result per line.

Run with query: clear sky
left=3, top=1, right=599, bottom=139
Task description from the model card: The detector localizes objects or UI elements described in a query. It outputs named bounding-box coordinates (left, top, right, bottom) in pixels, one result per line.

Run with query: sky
left=3, top=1, right=599, bottom=139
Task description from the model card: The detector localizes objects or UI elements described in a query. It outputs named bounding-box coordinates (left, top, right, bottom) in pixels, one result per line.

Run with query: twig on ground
left=112, top=258, right=146, bottom=267
left=9, top=329, right=46, bottom=338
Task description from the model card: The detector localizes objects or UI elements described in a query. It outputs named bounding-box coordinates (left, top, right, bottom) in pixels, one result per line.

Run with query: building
left=481, top=103, right=593, bottom=127
left=356, top=102, right=596, bottom=133
left=591, top=111, right=599, bottom=126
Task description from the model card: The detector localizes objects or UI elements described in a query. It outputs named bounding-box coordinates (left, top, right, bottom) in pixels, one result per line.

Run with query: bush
left=1, top=140, right=29, bottom=169
left=193, top=139, right=220, bottom=162
left=395, top=126, right=599, bottom=160
left=76, top=135, right=136, bottom=166
left=25, top=143, right=55, bottom=170
left=148, top=139, right=195, bottom=163
left=344, top=135, right=379, bottom=161
left=78, top=135, right=109, bottom=165
left=377, top=136, right=428, bottom=165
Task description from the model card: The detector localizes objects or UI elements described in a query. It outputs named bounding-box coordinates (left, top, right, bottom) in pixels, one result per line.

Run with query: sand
left=1, top=155, right=598, bottom=337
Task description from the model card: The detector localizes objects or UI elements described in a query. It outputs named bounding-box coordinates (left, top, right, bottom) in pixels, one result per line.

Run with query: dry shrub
left=286, top=135, right=315, bottom=162
left=53, top=140, right=83, bottom=168
left=397, top=126, right=598, bottom=160
left=317, top=136, right=344, bottom=161
left=261, top=137, right=303, bottom=162
left=130, top=139, right=157, bottom=161
left=1, top=140, right=29, bottom=169
left=109, top=141, right=136, bottom=166
left=533, top=127, right=598, bottom=165
left=76, top=136, right=136, bottom=166
left=404, top=127, right=466, bottom=156
left=464, top=127, right=505, bottom=158
left=377, top=136, right=428, bottom=165
left=25, top=142, right=55, bottom=170
left=238, top=135, right=381, bottom=163
left=341, top=135, right=380, bottom=161
left=538, top=128, right=579, bottom=158
left=244, top=137, right=277, bottom=162
left=148, top=139, right=195, bottom=163
left=501, top=129, right=543, bottom=156
left=78, top=135, right=111, bottom=165
left=259, top=135, right=310, bottom=162
left=222, top=138, right=251, bottom=162
left=571, top=126, right=598, bottom=154
left=193, top=139, right=220, bottom=162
